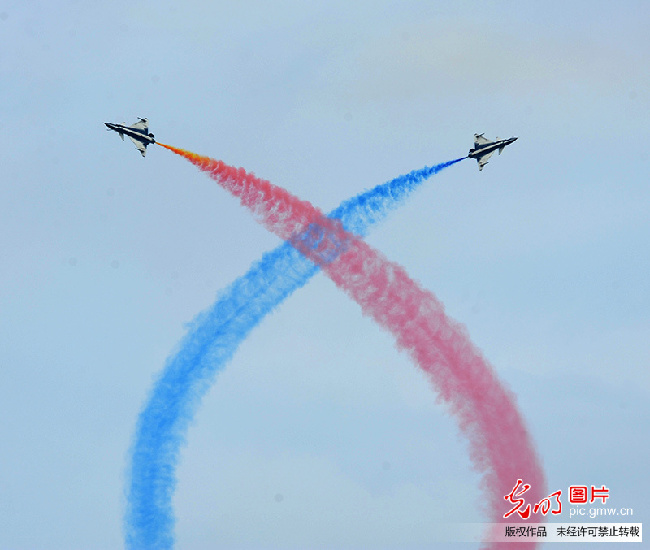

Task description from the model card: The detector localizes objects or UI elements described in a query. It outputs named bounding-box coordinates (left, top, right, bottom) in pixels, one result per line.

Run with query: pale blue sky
left=1, top=1, right=648, bottom=548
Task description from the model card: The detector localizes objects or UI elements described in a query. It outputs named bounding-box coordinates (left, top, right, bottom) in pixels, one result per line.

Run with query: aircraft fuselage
left=468, top=136, right=517, bottom=159
left=105, top=123, right=156, bottom=145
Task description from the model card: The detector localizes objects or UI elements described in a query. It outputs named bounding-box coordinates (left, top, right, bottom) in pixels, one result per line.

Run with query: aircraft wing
left=477, top=151, right=494, bottom=170
left=129, top=136, right=147, bottom=157
left=130, top=119, right=149, bottom=133
left=474, top=133, right=491, bottom=147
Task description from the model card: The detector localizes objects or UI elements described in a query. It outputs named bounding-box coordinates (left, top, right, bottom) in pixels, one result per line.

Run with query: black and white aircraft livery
left=467, top=133, right=518, bottom=171
left=105, top=118, right=155, bottom=157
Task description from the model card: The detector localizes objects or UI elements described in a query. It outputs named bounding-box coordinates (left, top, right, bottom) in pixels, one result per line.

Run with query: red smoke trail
left=159, top=143, right=546, bottom=547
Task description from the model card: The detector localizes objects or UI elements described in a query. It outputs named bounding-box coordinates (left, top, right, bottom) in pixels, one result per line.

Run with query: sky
left=1, top=1, right=648, bottom=548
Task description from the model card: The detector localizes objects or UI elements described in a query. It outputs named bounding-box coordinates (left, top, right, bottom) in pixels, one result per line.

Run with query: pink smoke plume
left=159, top=143, right=546, bottom=547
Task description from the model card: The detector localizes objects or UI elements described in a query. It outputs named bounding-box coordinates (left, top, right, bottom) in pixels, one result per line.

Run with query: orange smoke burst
left=156, top=142, right=215, bottom=170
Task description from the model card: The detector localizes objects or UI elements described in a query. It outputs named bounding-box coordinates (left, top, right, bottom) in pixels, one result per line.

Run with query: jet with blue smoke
left=125, top=157, right=464, bottom=549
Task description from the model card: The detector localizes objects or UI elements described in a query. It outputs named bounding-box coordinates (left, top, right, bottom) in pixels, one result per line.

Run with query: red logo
left=506, top=481, right=611, bottom=519
left=569, top=486, right=588, bottom=504
left=590, top=485, right=610, bottom=504
left=568, top=485, right=610, bottom=504
left=504, top=479, right=561, bottom=519
left=533, top=490, right=562, bottom=515
left=504, top=479, right=532, bottom=519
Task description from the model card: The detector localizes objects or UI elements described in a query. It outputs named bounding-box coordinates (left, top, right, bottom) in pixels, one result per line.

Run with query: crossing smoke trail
left=126, top=150, right=463, bottom=549
left=155, top=143, right=547, bottom=548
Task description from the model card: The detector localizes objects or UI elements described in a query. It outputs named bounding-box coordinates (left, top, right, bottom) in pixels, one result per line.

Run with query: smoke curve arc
left=126, top=151, right=463, bottom=549
left=153, top=143, right=547, bottom=549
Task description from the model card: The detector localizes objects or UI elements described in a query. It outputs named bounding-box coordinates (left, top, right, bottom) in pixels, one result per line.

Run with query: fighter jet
left=105, top=118, right=155, bottom=157
left=467, top=133, right=518, bottom=171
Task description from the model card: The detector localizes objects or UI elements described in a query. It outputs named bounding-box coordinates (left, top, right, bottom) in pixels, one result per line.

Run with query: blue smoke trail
left=125, top=158, right=464, bottom=549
